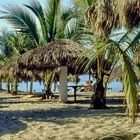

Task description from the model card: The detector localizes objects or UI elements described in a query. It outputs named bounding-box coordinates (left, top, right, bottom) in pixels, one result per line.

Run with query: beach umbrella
left=17, top=39, right=88, bottom=102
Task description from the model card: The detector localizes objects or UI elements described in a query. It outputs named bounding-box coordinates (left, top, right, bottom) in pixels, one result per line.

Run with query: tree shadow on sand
left=97, top=132, right=138, bottom=140
left=0, top=104, right=131, bottom=137
left=0, top=94, right=140, bottom=137
left=0, top=115, right=27, bottom=137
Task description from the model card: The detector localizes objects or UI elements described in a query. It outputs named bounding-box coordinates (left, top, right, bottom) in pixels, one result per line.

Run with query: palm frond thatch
left=85, top=0, right=140, bottom=37
left=0, top=62, right=43, bottom=81
left=17, top=39, right=88, bottom=72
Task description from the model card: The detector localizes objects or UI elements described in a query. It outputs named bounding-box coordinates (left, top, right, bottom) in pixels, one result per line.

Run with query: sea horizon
left=1, top=74, right=123, bottom=93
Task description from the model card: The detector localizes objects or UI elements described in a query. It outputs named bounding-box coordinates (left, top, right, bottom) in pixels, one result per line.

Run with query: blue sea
left=1, top=74, right=123, bottom=92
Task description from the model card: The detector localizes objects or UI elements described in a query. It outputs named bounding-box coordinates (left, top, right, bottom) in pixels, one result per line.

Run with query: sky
left=0, top=0, right=71, bottom=30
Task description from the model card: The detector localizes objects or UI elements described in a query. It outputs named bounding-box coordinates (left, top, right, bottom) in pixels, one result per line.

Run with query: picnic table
left=68, top=85, right=83, bottom=102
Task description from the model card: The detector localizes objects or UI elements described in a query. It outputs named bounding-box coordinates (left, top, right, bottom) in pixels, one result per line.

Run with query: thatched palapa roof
left=0, top=62, right=44, bottom=81
left=0, top=62, right=19, bottom=81
left=17, top=39, right=88, bottom=72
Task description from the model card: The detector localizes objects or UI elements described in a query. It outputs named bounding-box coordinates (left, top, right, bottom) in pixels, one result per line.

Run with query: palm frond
left=64, top=18, right=78, bottom=38
left=0, top=5, right=40, bottom=47
left=76, top=39, right=111, bottom=73
left=44, top=0, right=61, bottom=42
left=43, top=0, right=73, bottom=41
left=24, top=0, right=48, bottom=43
left=124, top=29, right=140, bottom=52
left=122, top=54, right=138, bottom=123
left=111, top=40, right=138, bottom=123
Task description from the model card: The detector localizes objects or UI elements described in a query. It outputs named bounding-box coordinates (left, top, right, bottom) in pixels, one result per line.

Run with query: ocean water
left=2, top=74, right=123, bottom=93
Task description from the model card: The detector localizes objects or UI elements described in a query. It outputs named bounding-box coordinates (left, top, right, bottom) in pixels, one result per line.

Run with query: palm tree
left=5, top=32, right=35, bottom=55
left=0, top=31, right=16, bottom=93
left=0, top=30, right=35, bottom=94
left=83, top=0, right=140, bottom=122
left=0, top=0, right=74, bottom=46
left=6, top=32, right=35, bottom=94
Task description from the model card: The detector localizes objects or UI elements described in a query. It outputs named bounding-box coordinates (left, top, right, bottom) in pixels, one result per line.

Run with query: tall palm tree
left=83, top=0, right=140, bottom=122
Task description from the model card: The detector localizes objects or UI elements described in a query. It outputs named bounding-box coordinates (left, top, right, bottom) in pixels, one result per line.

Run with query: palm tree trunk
left=88, top=70, right=91, bottom=81
left=26, top=81, right=28, bottom=94
left=75, top=75, right=79, bottom=86
left=13, top=79, right=18, bottom=94
left=29, top=81, right=33, bottom=94
left=44, top=72, right=48, bottom=99
left=90, top=73, right=106, bottom=109
left=59, top=66, right=68, bottom=103
left=6, top=80, right=11, bottom=93
left=44, top=72, right=48, bottom=87
left=44, top=71, right=55, bottom=99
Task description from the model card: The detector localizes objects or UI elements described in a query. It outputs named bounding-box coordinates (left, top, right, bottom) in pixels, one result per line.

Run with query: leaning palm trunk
left=44, top=72, right=49, bottom=99
left=44, top=72, right=48, bottom=88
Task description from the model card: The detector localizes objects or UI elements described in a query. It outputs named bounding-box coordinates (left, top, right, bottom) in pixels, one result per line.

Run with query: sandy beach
left=0, top=91, right=140, bottom=140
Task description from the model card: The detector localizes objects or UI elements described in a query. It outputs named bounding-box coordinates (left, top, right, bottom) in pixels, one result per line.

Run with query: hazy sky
left=0, top=0, right=71, bottom=30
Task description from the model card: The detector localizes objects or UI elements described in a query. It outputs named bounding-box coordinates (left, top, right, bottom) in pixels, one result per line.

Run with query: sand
left=0, top=91, right=140, bottom=140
